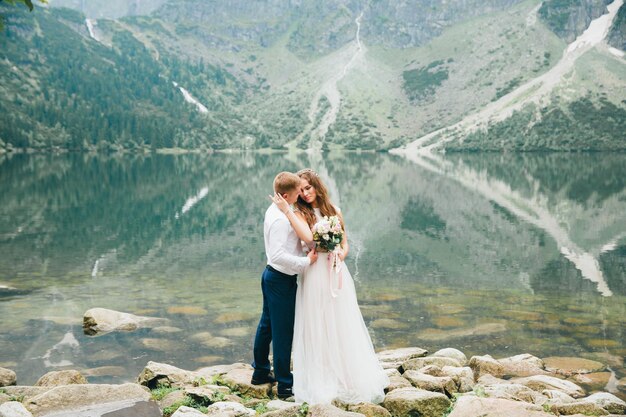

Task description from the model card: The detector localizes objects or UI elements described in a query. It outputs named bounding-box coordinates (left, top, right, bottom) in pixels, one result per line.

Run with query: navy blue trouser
left=252, top=265, right=297, bottom=390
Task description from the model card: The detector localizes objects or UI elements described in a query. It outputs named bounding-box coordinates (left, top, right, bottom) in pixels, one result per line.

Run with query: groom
left=251, top=172, right=317, bottom=399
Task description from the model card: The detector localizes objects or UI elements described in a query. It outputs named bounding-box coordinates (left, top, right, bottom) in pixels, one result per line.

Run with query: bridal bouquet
left=313, top=215, right=344, bottom=297
left=312, top=215, right=343, bottom=252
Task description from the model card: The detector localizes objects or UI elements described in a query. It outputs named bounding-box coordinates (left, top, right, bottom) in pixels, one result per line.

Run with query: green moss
left=150, top=385, right=181, bottom=401
left=162, top=395, right=210, bottom=417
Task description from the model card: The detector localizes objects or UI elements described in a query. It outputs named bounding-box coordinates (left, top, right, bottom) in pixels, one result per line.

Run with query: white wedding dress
left=292, top=208, right=389, bottom=405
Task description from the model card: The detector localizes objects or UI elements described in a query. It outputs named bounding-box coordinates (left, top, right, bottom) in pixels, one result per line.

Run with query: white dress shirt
left=264, top=203, right=310, bottom=275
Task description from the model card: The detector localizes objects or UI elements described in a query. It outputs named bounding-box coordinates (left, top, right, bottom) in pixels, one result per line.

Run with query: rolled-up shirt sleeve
left=268, top=217, right=310, bottom=274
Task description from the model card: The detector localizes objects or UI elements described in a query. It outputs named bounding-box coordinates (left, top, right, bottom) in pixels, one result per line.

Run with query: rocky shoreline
left=1, top=346, right=625, bottom=417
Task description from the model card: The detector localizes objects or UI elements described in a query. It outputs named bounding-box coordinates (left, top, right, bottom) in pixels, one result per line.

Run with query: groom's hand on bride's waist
left=307, top=248, right=318, bottom=264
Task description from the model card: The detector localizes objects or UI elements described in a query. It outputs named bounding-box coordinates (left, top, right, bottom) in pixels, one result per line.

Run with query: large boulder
left=171, top=406, right=209, bottom=417
left=447, top=395, right=554, bottom=417
left=402, top=357, right=461, bottom=372
left=0, top=368, right=16, bottom=387
left=221, top=367, right=272, bottom=399
left=1, top=387, right=50, bottom=402
left=382, top=387, right=450, bottom=417
left=441, top=366, right=475, bottom=393
left=266, top=400, right=299, bottom=411
left=432, top=348, right=467, bottom=366
left=377, top=348, right=428, bottom=370
left=0, top=401, right=33, bottom=417
left=184, top=385, right=230, bottom=403
left=402, top=371, right=457, bottom=396
left=309, top=404, right=367, bottom=417
left=482, top=383, right=545, bottom=404
left=205, top=401, right=255, bottom=417
left=196, top=363, right=250, bottom=380
left=261, top=404, right=302, bottom=417
left=511, top=375, right=585, bottom=398
left=542, top=357, right=606, bottom=376
left=497, top=354, right=548, bottom=378
left=37, top=400, right=162, bottom=417
left=541, top=389, right=576, bottom=405
left=468, top=355, right=504, bottom=380
left=137, top=361, right=198, bottom=388
left=385, top=375, right=413, bottom=393
left=83, top=308, right=167, bottom=336
left=35, top=370, right=87, bottom=387
left=159, top=390, right=187, bottom=410
left=23, top=383, right=150, bottom=416
left=549, top=400, right=609, bottom=416
left=584, top=392, right=626, bottom=414
left=476, top=374, right=508, bottom=386
left=347, top=402, right=391, bottom=417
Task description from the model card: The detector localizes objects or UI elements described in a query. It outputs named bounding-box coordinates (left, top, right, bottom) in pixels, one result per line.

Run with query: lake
left=0, top=151, right=624, bottom=387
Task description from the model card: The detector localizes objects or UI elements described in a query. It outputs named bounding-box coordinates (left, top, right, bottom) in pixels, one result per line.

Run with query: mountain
left=0, top=0, right=624, bottom=152
left=47, top=0, right=168, bottom=19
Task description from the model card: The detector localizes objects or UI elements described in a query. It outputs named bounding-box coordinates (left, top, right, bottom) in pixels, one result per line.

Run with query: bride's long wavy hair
left=296, top=169, right=340, bottom=228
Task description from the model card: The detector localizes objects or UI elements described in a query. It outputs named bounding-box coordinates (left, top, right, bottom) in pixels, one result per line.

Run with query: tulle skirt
left=292, top=253, right=389, bottom=405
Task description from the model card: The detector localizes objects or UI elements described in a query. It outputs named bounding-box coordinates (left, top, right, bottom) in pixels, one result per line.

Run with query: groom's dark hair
left=274, top=172, right=301, bottom=195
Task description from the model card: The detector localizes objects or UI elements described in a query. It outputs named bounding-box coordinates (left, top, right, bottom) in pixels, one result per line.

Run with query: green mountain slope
left=0, top=0, right=624, bottom=152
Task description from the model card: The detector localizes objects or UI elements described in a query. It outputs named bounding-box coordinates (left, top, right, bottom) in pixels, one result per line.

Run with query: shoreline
left=1, top=347, right=625, bottom=417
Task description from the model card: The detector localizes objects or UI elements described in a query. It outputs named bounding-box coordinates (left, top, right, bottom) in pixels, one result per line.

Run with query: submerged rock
left=571, top=371, right=612, bottom=392
left=167, top=306, right=208, bottom=316
left=512, top=375, right=585, bottom=398
left=417, top=323, right=506, bottom=341
left=83, top=308, right=167, bottom=336
left=543, top=356, right=606, bottom=376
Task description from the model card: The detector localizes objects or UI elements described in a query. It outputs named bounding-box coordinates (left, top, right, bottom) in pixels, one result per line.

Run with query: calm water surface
left=0, top=152, right=624, bottom=386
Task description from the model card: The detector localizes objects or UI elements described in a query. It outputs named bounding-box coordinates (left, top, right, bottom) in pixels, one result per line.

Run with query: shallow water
left=0, top=151, right=624, bottom=386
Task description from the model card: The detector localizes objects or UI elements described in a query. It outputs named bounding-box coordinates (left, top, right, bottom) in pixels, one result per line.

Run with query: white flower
left=323, top=234, right=330, bottom=241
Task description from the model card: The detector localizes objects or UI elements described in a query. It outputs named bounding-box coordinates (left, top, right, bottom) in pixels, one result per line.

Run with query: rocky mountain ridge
left=0, top=0, right=624, bottom=152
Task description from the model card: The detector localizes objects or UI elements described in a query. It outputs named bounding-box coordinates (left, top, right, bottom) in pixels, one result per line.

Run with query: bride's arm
left=271, top=194, right=314, bottom=244
left=337, top=210, right=349, bottom=261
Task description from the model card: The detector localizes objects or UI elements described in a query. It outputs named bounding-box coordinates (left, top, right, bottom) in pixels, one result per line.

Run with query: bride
left=273, top=168, right=389, bottom=405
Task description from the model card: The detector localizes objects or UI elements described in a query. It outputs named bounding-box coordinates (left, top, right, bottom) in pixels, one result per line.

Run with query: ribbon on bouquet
left=328, top=249, right=343, bottom=298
